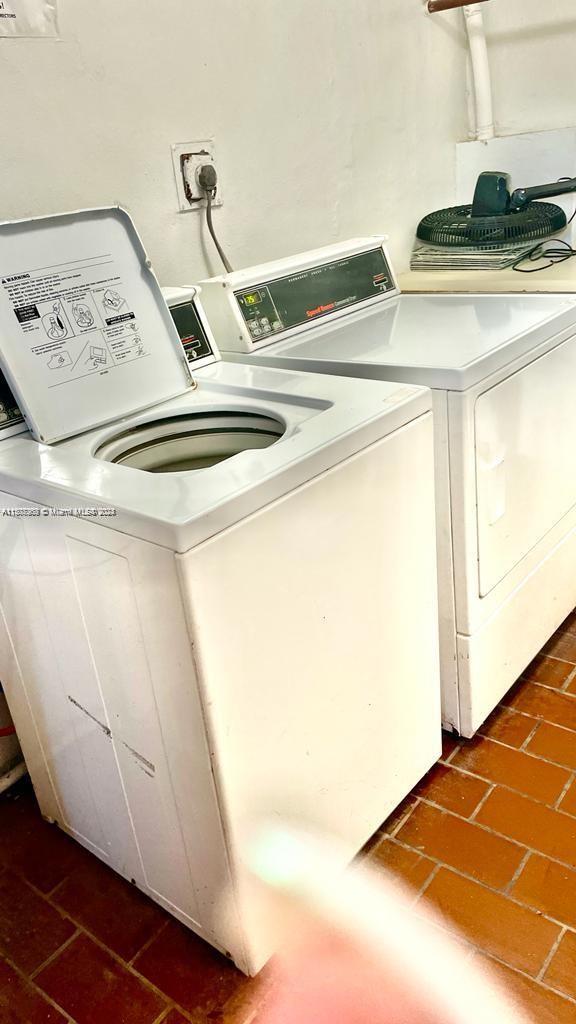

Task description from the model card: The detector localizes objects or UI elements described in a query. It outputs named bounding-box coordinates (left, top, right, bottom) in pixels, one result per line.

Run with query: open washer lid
left=0, top=207, right=194, bottom=442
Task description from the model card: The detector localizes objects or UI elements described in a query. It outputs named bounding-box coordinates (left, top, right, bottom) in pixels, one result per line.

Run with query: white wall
left=0, top=1, right=467, bottom=280
left=484, top=1, right=576, bottom=137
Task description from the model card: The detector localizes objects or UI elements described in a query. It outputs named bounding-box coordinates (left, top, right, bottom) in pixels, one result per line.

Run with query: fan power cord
left=513, top=178, right=576, bottom=273
left=512, top=238, right=576, bottom=273
left=196, top=164, right=233, bottom=274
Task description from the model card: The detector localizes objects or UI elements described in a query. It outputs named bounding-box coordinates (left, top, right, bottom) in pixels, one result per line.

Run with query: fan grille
left=417, top=202, right=567, bottom=249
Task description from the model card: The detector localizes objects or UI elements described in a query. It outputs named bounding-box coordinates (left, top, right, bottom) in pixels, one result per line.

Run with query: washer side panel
left=179, top=415, right=441, bottom=973
left=0, top=507, right=241, bottom=963
left=0, top=502, right=114, bottom=851
left=0, top=496, right=62, bottom=821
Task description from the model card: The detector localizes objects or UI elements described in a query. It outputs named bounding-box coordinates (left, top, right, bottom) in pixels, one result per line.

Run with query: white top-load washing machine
left=197, top=236, right=576, bottom=738
left=0, top=211, right=440, bottom=974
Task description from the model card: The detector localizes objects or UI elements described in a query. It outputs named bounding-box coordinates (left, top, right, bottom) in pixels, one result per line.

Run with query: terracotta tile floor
left=3, top=616, right=576, bottom=1022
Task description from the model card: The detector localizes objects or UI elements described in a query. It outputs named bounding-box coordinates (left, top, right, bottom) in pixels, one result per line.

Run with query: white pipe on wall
left=463, top=4, right=494, bottom=140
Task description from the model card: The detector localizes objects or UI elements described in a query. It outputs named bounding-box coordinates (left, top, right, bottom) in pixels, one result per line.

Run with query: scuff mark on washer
left=68, top=695, right=111, bottom=738
left=123, top=742, right=155, bottom=777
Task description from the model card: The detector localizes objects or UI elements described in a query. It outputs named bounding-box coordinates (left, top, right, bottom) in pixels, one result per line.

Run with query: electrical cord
left=205, top=188, right=233, bottom=273
left=197, top=163, right=233, bottom=274
left=512, top=237, right=576, bottom=273
left=513, top=178, right=576, bottom=273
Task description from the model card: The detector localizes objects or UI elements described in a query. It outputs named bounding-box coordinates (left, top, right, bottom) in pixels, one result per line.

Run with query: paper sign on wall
left=0, top=0, right=58, bottom=37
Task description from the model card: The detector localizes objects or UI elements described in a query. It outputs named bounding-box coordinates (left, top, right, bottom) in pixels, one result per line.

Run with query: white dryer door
left=476, top=331, right=576, bottom=596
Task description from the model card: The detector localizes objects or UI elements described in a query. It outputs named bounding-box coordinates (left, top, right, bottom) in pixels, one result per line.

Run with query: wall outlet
left=171, top=140, right=222, bottom=213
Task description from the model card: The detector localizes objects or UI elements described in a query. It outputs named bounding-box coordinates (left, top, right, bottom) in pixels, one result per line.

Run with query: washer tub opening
left=95, top=411, right=285, bottom=473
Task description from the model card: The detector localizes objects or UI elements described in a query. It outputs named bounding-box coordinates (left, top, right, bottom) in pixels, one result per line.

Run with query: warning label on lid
left=1, top=255, right=149, bottom=387
left=0, top=0, right=59, bottom=37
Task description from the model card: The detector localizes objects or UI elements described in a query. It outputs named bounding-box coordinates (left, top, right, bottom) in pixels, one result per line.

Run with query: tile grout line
left=155, top=1004, right=208, bottom=1024
left=519, top=719, right=541, bottom=751
left=429, top=754, right=576, bottom=811
left=478, top=949, right=576, bottom=1007
left=7, top=686, right=576, bottom=1021
left=128, top=918, right=170, bottom=966
left=386, top=798, right=421, bottom=838
left=524, top=744, right=576, bottom=772
left=409, top=775, right=565, bottom=836
left=409, top=790, right=576, bottom=875
left=407, top=909, right=491, bottom=963
left=409, top=900, right=544, bottom=980
left=389, top=833, right=576, bottom=932
left=409, top=901, right=576, bottom=1006
left=455, top=730, right=576, bottom=776
left=554, top=769, right=576, bottom=811
left=516, top=675, right=576, bottom=696
left=35, top=886, right=199, bottom=1014
left=503, top=693, right=576, bottom=723
left=502, top=849, right=531, bottom=897
left=0, top=950, right=78, bottom=1023
left=536, top=979, right=576, bottom=1006
left=499, top=703, right=576, bottom=731
left=525, top=655, right=571, bottom=667
left=560, top=663, right=576, bottom=692
left=526, top=647, right=576, bottom=669
left=468, top=782, right=496, bottom=822
left=46, top=875, right=70, bottom=901
left=4, top=863, right=212, bottom=1010
left=36, top=888, right=181, bottom=991
left=536, top=925, right=567, bottom=983
left=444, top=725, right=576, bottom=778
left=40, top=883, right=175, bottom=975
left=151, top=1004, right=196, bottom=1024
left=399, top=794, right=491, bottom=831
left=543, top=634, right=576, bottom=660
left=28, top=927, right=81, bottom=982
left=4, top=813, right=259, bottom=1020
left=374, top=767, right=576, bottom=857
left=0, top=817, right=245, bottom=1024
left=28, top=899, right=233, bottom=1023
left=495, top=704, right=554, bottom=725
left=414, top=861, right=441, bottom=901
left=150, top=1010, right=173, bottom=1024
left=21, top=883, right=180, bottom=1014
left=411, top=887, right=575, bottom=987
left=440, top=740, right=461, bottom=765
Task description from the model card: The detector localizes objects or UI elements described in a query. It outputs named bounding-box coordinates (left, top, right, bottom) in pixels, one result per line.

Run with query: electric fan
left=417, top=171, right=576, bottom=249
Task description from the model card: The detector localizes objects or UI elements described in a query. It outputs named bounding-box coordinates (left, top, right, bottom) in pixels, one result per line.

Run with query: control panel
left=235, top=248, right=394, bottom=343
left=198, top=238, right=398, bottom=354
left=168, top=299, right=214, bottom=362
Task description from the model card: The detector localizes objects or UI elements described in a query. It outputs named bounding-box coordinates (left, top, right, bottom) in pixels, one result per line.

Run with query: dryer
left=197, top=237, right=576, bottom=737
left=0, top=212, right=440, bottom=974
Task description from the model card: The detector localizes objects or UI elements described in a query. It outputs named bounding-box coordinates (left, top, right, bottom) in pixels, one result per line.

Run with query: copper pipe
left=428, top=0, right=489, bottom=12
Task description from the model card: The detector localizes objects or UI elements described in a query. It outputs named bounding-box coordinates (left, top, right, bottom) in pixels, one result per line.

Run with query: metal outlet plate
left=171, top=140, right=223, bottom=213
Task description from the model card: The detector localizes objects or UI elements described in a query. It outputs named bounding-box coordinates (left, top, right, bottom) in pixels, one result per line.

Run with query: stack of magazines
left=410, top=241, right=539, bottom=272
